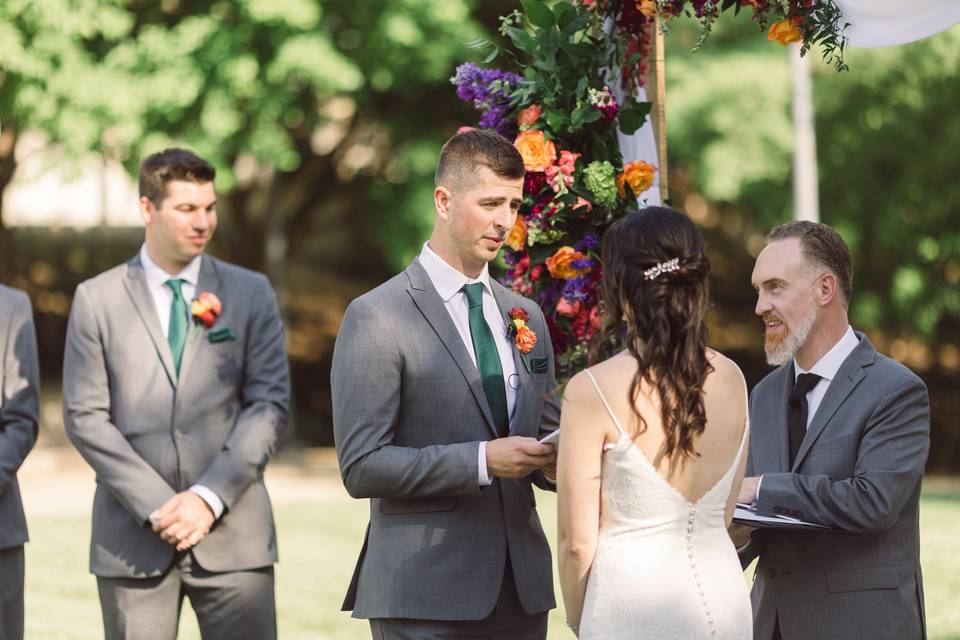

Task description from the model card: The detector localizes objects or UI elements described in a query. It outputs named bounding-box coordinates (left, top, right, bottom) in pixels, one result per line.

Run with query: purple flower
left=570, top=258, right=594, bottom=271
left=451, top=63, right=523, bottom=137
left=578, top=234, right=599, bottom=251
left=562, top=276, right=592, bottom=302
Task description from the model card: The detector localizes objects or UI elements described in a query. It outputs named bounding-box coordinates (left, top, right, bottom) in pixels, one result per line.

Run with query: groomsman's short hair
left=435, top=129, right=524, bottom=192
left=139, top=148, right=216, bottom=206
left=767, top=220, right=853, bottom=306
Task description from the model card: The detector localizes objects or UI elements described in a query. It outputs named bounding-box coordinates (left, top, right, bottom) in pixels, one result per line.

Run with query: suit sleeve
left=63, top=284, right=176, bottom=523
left=755, top=374, right=929, bottom=533
left=0, top=292, right=39, bottom=495
left=332, top=297, right=481, bottom=500
left=196, top=274, right=290, bottom=508
left=531, top=304, right=560, bottom=493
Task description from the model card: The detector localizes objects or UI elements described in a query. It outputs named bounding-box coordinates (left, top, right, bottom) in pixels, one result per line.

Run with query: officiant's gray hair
left=767, top=221, right=853, bottom=307
left=435, top=129, right=524, bottom=192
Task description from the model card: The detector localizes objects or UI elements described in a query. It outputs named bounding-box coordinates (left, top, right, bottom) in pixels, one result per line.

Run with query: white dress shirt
left=140, top=244, right=225, bottom=519
left=756, top=325, right=859, bottom=501
left=418, top=242, right=519, bottom=486
left=793, top=325, right=860, bottom=428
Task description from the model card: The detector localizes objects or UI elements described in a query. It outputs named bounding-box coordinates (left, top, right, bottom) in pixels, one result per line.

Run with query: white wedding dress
left=578, top=370, right=752, bottom=640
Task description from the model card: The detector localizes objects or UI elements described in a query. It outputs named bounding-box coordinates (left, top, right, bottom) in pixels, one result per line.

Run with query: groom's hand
left=737, top=476, right=760, bottom=504
left=151, top=491, right=215, bottom=550
left=486, top=437, right=557, bottom=479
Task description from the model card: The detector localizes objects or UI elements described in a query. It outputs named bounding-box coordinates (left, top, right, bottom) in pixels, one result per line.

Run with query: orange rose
left=617, top=160, right=657, bottom=198
left=517, top=104, right=542, bottom=128
left=514, top=325, right=537, bottom=353
left=514, top=130, right=557, bottom=172
left=768, top=17, right=803, bottom=46
left=637, top=0, right=656, bottom=18
left=546, top=246, right=586, bottom=280
left=506, top=216, right=527, bottom=251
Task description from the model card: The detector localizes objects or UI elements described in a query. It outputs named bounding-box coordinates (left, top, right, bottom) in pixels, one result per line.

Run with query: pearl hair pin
left=643, top=257, right=680, bottom=281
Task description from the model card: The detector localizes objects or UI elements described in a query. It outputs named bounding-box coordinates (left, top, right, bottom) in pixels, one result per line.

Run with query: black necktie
left=788, top=372, right=822, bottom=467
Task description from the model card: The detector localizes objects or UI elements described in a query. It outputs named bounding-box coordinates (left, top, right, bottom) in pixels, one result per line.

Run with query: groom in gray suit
left=63, top=148, right=290, bottom=640
left=332, top=129, right=560, bottom=639
left=0, top=285, right=39, bottom=640
left=738, top=221, right=929, bottom=640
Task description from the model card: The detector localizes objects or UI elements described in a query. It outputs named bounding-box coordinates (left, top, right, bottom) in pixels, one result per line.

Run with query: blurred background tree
left=1, top=2, right=957, bottom=467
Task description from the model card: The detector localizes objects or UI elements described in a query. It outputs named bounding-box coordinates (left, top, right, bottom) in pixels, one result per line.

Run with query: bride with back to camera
left=557, top=206, right=752, bottom=639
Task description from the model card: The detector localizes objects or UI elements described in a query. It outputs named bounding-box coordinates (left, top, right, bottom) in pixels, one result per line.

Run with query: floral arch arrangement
left=453, top=0, right=848, bottom=379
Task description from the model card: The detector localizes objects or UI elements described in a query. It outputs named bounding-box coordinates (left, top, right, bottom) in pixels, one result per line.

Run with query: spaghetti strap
left=732, top=363, right=751, bottom=464
left=584, top=369, right=626, bottom=437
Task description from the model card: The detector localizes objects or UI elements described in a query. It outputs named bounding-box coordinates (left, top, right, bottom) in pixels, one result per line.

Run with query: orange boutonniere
left=191, top=291, right=222, bottom=328
left=506, top=307, right=537, bottom=355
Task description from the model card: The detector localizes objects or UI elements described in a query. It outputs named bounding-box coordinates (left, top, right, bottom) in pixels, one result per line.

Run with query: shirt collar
left=795, top=325, right=859, bottom=382
left=417, top=241, right=492, bottom=302
left=139, top=243, right=203, bottom=292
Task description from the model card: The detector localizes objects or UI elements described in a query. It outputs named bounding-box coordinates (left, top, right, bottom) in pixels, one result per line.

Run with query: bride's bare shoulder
left=705, top=349, right=748, bottom=394
left=563, top=354, right=633, bottom=404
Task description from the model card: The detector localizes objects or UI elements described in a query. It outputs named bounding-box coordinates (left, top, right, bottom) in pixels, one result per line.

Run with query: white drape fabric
left=612, top=84, right=661, bottom=206
left=605, top=16, right=662, bottom=207
left=835, top=0, right=960, bottom=48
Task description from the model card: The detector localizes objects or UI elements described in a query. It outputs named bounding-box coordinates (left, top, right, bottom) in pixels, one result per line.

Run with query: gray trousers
left=369, top=563, right=548, bottom=640
left=0, top=547, right=24, bottom=640
left=97, top=551, right=275, bottom=640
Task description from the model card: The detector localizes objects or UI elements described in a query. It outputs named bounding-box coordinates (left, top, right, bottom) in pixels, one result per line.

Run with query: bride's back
left=584, top=348, right=747, bottom=505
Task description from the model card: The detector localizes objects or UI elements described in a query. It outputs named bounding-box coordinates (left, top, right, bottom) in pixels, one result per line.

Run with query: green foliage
left=664, top=13, right=960, bottom=342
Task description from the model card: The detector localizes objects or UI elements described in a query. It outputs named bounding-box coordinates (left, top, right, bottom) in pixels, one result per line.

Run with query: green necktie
left=165, top=278, right=188, bottom=374
left=463, top=283, right=508, bottom=436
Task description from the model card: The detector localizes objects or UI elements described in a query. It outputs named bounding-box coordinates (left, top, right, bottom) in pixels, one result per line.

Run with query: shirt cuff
left=755, top=475, right=763, bottom=503
left=478, top=441, right=492, bottom=486
left=189, top=484, right=225, bottom=519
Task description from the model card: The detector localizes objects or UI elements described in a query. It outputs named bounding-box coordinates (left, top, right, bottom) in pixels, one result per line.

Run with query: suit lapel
left=123, top=258, right=176, bottom=387
left=792, top=335, right=873, bottom=471
left=405, top=261, right=499, bottom=438
left=776, top=365, right=793, bottom=472
left=177, top=256, right=221, bottom=387
left=490, top=283, right=529, bottom=435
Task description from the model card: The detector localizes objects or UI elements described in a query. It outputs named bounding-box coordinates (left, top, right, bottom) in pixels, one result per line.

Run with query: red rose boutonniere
left=506, top=307, right=537, bottom=354
left=191, top=291, right=222, bottom=328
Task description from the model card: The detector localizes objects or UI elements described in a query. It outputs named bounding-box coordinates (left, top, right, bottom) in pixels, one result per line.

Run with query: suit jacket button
left=773, top=507, right=781, bottom=514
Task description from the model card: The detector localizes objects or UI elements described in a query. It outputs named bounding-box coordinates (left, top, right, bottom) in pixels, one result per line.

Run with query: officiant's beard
left=764, top=298, right=818, bottom=366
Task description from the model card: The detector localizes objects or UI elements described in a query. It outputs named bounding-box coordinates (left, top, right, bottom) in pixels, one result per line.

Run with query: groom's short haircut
left=435, top=129, right=524, bottom=192
left=767, top=220, right=853, bottom=306
left=139, top=148, right=216, bottom=207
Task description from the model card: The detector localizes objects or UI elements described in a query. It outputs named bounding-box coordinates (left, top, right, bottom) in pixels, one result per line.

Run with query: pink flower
left=555, top=297, right=582, bottom=318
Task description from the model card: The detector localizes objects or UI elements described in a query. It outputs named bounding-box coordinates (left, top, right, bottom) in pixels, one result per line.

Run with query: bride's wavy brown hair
left=591, top=207, right=713, bottom=461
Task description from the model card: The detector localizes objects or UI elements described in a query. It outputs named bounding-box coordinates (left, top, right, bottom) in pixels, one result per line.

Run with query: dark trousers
left=370, top=563, right=548, bottom=640
left=97, top=551, right=276, bottom=640
left=0, top=547, right=24, bottom=640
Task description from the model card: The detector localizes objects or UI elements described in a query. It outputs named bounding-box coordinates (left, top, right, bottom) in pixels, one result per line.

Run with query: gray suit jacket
left=741, top=333, right=929, bottom=640
left=63, top=254, right=289, bottom=578
left=0, top=286, right=39, bottom=552
left=331, top=259, right=560, bottom=621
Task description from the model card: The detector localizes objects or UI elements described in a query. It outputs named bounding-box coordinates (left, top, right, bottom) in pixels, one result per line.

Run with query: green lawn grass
left=25, top=480, right=960, bottom=639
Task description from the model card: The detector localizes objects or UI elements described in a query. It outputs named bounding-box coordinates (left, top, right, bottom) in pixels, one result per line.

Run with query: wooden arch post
left=646, top=16, right=669, bottom=203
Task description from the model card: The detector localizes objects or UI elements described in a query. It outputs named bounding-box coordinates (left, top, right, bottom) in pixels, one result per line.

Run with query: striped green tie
left=165, top=278, right=188, bottom=374
left=463, top=283, right=508, bottom=436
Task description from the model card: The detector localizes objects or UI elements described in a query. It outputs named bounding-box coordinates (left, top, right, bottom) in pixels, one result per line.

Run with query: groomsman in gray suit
left=332, top=129, right=560, bottom=639
left=63, top=148, right=289, bottom=640
left=737, top=221, right=929, bottom=640
left=0, top=285, right=39, bottom=640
